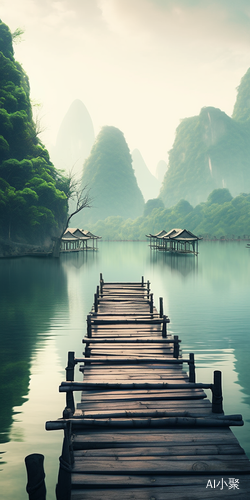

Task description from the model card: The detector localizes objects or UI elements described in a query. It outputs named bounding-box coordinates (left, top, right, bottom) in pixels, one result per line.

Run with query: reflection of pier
left=60, top=228, right=101, bottom=252
left=40, top=275, right=250, bottom=499
left=147, top=228, right=201, bottom=256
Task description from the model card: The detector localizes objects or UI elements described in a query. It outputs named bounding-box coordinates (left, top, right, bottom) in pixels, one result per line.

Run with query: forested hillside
left=90, top=189, right=250, bottom=240
left=74, top=126, right=144, bottom=225
left=0, top=20, right=69, bottom=250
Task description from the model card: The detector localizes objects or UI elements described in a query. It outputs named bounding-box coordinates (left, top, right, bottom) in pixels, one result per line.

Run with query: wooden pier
left=46, top=275, right=250, bottom=499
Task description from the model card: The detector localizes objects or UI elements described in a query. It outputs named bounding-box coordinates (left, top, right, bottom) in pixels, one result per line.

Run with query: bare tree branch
left=59, top=174, right=92, bottom=239
left=63, top=186, right=91, bottom=234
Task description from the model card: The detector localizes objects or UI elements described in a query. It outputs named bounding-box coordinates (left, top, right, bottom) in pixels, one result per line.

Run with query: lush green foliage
left=90, top=189, right=250, bottom=240
left=0, top=20, right=68, bottom=245
left=160, top=100, right=250, bottom=207
left=75, top=126, right=144, bottom=225
left=144, top=198, right=164, bottom=217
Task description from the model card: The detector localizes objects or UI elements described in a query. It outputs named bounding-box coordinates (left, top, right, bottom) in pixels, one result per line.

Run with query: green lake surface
left=0, top=240, right=250, bottom=499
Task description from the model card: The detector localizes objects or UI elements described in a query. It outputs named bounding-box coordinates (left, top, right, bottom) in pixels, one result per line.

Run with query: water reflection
left=60, top=249, right=99, bottom=269
left=0, top=258, right=68, bottom=444
left=149, top=248, right=198, bottom=276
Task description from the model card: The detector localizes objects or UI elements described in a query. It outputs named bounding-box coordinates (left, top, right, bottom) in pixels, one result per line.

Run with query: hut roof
left=164, top=229, right=201, bottom=241
left=146, top=228, right=201, bottom=241
left=62, top=228, right=90, bottom=241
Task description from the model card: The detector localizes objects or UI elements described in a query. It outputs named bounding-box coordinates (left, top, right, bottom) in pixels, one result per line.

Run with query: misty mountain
left=131, top=149, right=160, bottom=201
left=73, top=126, right=144, bottom=226
left=156, top=159, right=168, bottom=183
left=232, top=67, right=250, bottom=124
left=51, top=99, right=95, bottom=177
left=159, top=102, right=250, bottom=207
left=0, top=19, right=68, bottom=249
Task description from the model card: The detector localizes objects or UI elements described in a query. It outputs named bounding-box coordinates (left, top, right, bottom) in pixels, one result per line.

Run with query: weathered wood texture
left=47, top=277, right=250, bottom=499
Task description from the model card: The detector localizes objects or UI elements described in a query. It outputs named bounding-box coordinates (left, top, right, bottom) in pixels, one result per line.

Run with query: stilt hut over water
left=146, top=228, right=201, bottom=255
left=61, top=228, right=101, bottom=252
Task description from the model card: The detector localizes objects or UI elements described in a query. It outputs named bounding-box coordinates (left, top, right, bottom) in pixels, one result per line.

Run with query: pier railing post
left=141, top=276, right=144, bottom=287
left=173, top=335, right=179, bottom=358
left=56, top=421, right=72, bottom=500
left=189, top=353, right=195, bottom=382
left=212, top=370, right=224, bottom=414
left=94, top=293, right=98, bottom=313
left=100, top=273, right=103, bottom=297
left=147, top=280, right=150, bottom=299
left=159, top=297, right=163, bottom=318
left=25, top=454, right=46, bottom=500
left=162, top=315, right=167, bottom=338
left=87, top=315, right=92, bottom=338
left=149, top=293, right=153, bottom=314
left=65, top=352, right=75, bottom=415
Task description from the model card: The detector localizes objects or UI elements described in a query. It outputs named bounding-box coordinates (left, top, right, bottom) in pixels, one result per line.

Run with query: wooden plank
left=73, top=443, right=245, bottom=457
left=75, top=410, right=240, bottom=420
left=83, top=338, right=179, bottom=343
left=71, top=484, right=250, bottom=500
left=72, top=456, right=250, bottom=473
left=72, top=428, right=242, bottom=448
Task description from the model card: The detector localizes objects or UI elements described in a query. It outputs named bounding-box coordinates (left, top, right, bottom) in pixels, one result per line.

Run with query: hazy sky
left=1, top=0, right=250, bottom=173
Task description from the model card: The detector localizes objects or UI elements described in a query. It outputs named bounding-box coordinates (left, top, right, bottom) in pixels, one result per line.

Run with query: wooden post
left=65, top=352, right=75, bottom=382
left=141, top=276, right=144, bottom=287
left=150, top=293, right=153, bottom=314
left=147, top=281, right=150, bottom=299
left=55, top=422, right=72, bottom=500
left=100, top=273, right=103, bottom=296
left=66, top=352, right=75, bottom=415
left=173, top=336, right=179, bottom=358
left=162, top=315, right=167, bottom=338
left=159, top=297, right=163, bottom=318
left=94, top=293, right=98, bottom=313
left=96, top=285, right=99, bottom=298
left=212, top=370, right=223, bottom=414
left=189, top=353, right=195, bottom=383
left=25, top=454, right=46, bottom=500
left=87, top=315, right=92, bottom=338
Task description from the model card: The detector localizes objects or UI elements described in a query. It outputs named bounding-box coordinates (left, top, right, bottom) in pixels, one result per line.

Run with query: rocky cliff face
left=159, top=102, right=250, bottom=207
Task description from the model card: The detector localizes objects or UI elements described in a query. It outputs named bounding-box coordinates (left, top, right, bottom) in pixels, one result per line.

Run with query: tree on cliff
left=74, top=126, right=144, bottom=226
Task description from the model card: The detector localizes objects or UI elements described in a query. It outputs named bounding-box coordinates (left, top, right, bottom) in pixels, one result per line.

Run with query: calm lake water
left=0, top=240, right=250, bottom=499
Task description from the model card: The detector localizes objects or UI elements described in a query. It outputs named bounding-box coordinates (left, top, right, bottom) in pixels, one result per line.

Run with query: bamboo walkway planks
left=46, top=275, right=250, bottom=499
